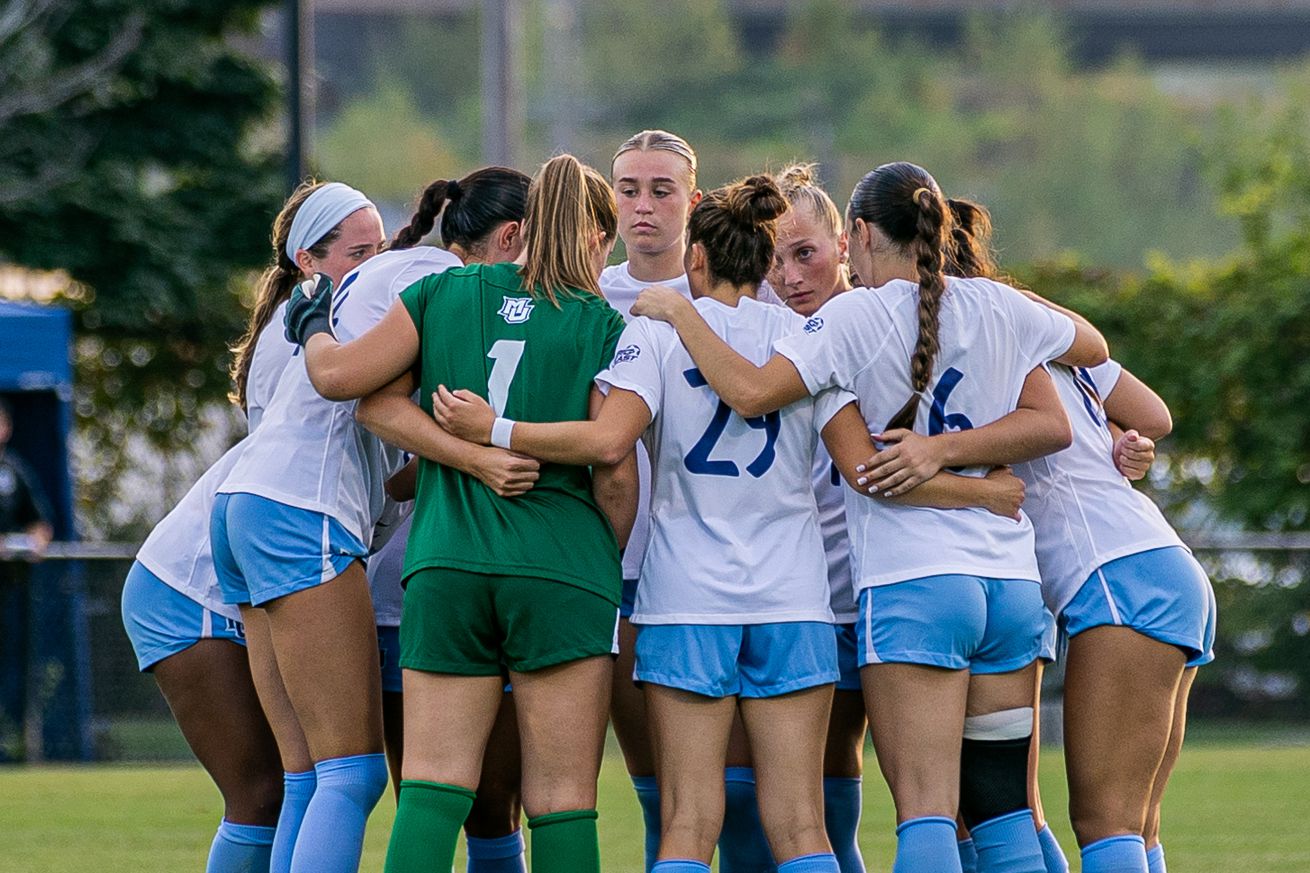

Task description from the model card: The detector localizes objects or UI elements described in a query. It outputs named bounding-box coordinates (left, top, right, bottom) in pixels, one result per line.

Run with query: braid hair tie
left=912, top=186, right=932, bottom=205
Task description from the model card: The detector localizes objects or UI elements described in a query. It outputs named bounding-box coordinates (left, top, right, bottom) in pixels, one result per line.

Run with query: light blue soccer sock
left=777, top=853, right=841, bottom=872
left=651, top=862, right=711, bottom=873
left=1080, top=835, right=1148, bottom=873
left=467, top=830, right=526, bottom=873
left=1145, top=843, right=1166, bottom=873
left=632, top=775, right=662, bottom=873
left=959, top=838, right=978, bottom=873
left=289, top=753, right=389, bottom=873
left=206, top=819, right=276, bottom=873
left=970, top=809, right=1045, bottom=873
left=271, top=770, right=316, bottom=873
left=1037, top=825, right=1069, bottom=873
left=822, top=777, right=864, bottom=873
left=719, top=767, right=775, bottom=872
left=894, top=816, right=963, bottom=873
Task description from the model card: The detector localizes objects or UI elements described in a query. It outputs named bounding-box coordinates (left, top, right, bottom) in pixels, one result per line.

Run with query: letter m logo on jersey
left=497, top=296, right=535, bottom=324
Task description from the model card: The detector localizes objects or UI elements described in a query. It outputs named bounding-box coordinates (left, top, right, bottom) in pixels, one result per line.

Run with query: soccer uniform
left=398, top=261, right=627, bottom=675
left=212, top=247, right=459, bottom=607
left=774, top=277, right=1076, bottom=673
left=368, top=501, right=412, bottom=693
left=598, top=296, right=852, bottom=697
left=1016, top=360, right=1215, bottom=666
left=122, top=317, right=296, bottom=671
left=599, top=262, right=692, bottom=616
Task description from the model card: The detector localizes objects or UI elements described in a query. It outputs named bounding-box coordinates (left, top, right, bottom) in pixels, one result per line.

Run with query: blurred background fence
left=2, top=534, right=1307, bottom=763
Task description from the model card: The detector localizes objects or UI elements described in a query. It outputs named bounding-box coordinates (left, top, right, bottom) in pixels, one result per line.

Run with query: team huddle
left=119, top=130, right=1217, bottom=873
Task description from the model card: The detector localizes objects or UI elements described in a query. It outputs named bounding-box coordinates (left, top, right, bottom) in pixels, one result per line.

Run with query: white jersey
left=138, top=322, right=297, bottom=618
left=218, top=246, right=463, bottom=545
left=598, top=296, right=853, bottom=625
left=599, top=262, right=693, bottom=580
left=812, top=444, right=857, bottom=622
left=774, top=276, right=1077, bottom=589
left=366, top=501, right=413, bottom=627
left=246, top=301, right=293, bottom=432
left=1015, top=359, right=1185, bottom=614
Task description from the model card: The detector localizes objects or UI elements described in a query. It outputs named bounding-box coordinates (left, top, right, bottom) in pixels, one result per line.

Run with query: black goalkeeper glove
left=284, top=273, right=336, bottom=346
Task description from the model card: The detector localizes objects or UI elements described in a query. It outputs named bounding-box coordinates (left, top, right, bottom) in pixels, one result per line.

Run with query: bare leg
left=465, top=692, right=524, bottom=838
left=824, top=690, right=867, bottom=779
left=740, top=684, right=835, bottom=862
left=611, top=618, right=656, bottom=776
left=1063, top=627, right=1186, bottom=847
left=511, top=656, right=612, bottom=816
left=862, top=663, right=970, bottom=822
left=1143, top=667, right=1197, bottom=849
left=260, top=563, right=383, bottom=760
left=646, top=684, right=737, bottom=863
left=152, top=638, right=284, bottom=824
left=241, top=607, right=312, bottom=774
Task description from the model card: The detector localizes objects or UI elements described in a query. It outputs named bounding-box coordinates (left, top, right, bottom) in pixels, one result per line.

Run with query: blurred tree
left=0, top=0, right=282, bottom=536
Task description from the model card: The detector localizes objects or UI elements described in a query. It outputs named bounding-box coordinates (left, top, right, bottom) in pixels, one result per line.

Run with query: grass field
left=1, top=723, right=1307, bottom=873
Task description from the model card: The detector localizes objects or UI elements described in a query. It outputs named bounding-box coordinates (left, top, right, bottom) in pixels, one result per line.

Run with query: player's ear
left=294, top=248, right=315, bottom=277
left=687, top=241, right=708, bottom=274
left=687, top=189, right=704, bottom=215
left=497, top=220, right=522, bottom=256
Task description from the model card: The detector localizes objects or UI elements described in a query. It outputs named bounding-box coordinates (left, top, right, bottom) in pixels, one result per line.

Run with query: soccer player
left=209, top=181, right=392, bottom=873
left=337, top=167, right=542, bottom=873
left=285, top=154, right=636, bottom=873
left=766, top=164, right=865, bottom=873
left=120, top=181, right=348, bottom=873
left=627, top=161, right=1109, bottom=873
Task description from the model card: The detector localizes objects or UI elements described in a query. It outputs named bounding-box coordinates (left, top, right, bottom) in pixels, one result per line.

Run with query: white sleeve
left=1087, top=358, right=1124, bottom=398
left=772, top=302, right=851, bottom=395
left=333, top=271, right=397, bottom=342
left=595, top=318, right=664, bottom=420
left=1000, top=284, right=1077, bottom=369
left=813, top=387, right=858, bottom=433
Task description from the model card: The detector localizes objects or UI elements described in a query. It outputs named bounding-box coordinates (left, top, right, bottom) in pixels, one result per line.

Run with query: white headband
left=285, top=182, right=374, bottom=260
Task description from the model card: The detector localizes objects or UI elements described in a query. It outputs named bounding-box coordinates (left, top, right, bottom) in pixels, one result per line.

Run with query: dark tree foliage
left=0, top=0, right=282, bottom=413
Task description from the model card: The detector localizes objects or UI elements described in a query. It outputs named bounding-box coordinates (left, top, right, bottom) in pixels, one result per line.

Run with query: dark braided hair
left=847, top=161, right=950, bottom=430
left=945, top=197, right=1001, bottom=280
left=392, top=167, right=531, bottom=254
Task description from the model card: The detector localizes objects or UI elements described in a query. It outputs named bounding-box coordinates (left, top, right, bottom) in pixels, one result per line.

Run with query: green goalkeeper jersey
left=399, top=261, right=627, bottom=601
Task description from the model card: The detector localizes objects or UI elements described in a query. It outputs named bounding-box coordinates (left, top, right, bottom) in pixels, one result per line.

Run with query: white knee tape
left=963, top=706, right=1034, bottom=741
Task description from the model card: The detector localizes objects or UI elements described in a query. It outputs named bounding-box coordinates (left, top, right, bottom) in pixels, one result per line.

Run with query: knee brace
left=959, top=707, right=1033, bottom=829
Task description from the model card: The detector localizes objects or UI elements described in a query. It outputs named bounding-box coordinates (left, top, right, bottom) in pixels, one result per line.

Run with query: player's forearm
left=665, top=306, right=783, bottom=418
left=304, top=334, right=371, bottom=401
left=883, top=471, right=995, bottom=510
left=933, top=408, right=1072, bottom=468
left=593, top=451, right=639, bottom=548
left=357, top=392, right=486, bottom=476
left=511, top=421, right=630, bottom=467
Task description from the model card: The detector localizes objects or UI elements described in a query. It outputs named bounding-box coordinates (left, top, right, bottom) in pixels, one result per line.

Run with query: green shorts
left=401, top=568, right=619, bottom=675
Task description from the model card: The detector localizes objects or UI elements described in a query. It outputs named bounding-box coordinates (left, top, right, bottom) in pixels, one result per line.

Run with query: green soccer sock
left=383, top=780, right=476, bottom=873
left=527, top=808, right=601, bottom=873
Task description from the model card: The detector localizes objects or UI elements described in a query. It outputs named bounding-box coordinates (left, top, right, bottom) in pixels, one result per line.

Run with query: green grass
left=1, top=727, right=1307, bottom=872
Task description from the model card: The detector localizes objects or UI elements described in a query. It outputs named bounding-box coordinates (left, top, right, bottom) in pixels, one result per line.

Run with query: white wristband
left=490, top=417, right=516, bottom=450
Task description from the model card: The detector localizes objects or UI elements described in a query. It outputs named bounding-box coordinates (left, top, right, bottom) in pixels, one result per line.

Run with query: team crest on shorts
left=804, top=316, right=824, bottom=333
left=613, top=344, right=641, bottom=364
left=497, top=297, right=535, bottom=324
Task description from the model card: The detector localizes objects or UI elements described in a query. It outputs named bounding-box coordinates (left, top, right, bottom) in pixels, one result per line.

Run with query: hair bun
left=778, top=163, right=817, bottom=191
left=725, top=174, right=788, bottom=226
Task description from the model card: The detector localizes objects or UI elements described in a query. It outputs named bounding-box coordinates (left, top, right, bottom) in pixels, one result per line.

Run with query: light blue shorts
left=835, top=623, right=862, bottom=692
left=211, top=492, right=368, bottom=607
left=619, top=577, right=639, bottom=619
left=857, top=575, right=1047, bottom=674
left=634, top=621, right=838, bottom=699
left=1038, top=609, right=1058, bottom=663
left=1061, top=546, right=1216, bottom=667
left=121, top=560, right=245, bottom=672
left=377, top=624, right=403, bottom=693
